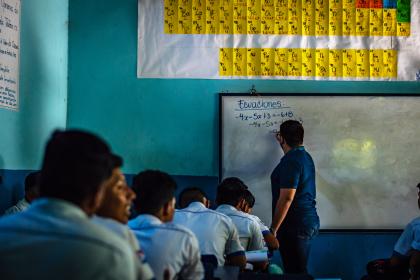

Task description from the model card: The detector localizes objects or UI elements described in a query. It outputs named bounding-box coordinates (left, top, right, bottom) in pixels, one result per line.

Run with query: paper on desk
left=245, top=250, right=268, bottom=262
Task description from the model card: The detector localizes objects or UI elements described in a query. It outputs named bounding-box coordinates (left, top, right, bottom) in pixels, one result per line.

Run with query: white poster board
left=0, top=0, right=20, bottom=110
left=138, top=0, right=420, bottom=81
left=221, top=95, right=420, bottom=229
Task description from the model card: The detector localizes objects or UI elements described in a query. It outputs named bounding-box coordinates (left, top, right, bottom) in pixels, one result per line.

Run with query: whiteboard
left=220, top=95, right=420, bottom=229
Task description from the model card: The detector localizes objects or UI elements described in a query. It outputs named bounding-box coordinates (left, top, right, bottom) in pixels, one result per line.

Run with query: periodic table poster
left=137, top=0, right=420, bottom=81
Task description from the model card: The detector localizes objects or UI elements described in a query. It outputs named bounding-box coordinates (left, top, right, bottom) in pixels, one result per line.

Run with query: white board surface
left=221, top=95, right=420, bottom=229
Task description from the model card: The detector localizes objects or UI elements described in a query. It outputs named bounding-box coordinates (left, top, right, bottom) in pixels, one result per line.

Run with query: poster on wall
left=0, top=0, right=20, bottom=110
left=137, top=0, right=420, bottom=81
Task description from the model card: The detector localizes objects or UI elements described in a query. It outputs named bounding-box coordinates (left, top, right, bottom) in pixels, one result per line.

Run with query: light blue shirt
left=129, top=214, right=204, bottom=280
left=216, top=204, right=265, bottom=251
left=0, top=198, right=138, bottom=280
left=394, top=216, right=420, bottom=255
left=174, top=202, right=245, bottom=265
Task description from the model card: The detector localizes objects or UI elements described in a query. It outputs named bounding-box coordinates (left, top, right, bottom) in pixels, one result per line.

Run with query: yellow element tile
left=220, top=0, right=233, bottom=34
left=192, top=0, right=206, bottom=34
left=274, top=48, right=288, bottom=76
left=288, top=0, right=302, bottom=35
left=343, top=7, right=356, bottom=36
left=261, top=48, right=275, bottom=75
left=316, top=49, right=329, bottom=77
left=343, top=49, right=357, bottom=77
left=397, top=22, right=410, bottom=37
left=247, top=0, right=261, bottom=34
left=233, top=0, right=247, bottom=34
left=330, top=7, right=343, bottom=36
left=343, top=0, right=354, bottom=9
left=219, top=48, right=233, bottom=76
left=261, top=0, right=275, bottom=35
left=369, top=8, right=383, bottom=36
left=247, top=48, right=262, bottom=76
left=383, top=9, right=397, bottom=36
left=356, top=8, right=370, bottom=36
left=356, top=49, right=370, bottom=77
left=302, top=48, right=315, bottom=76
left=178, top=0, right=192, bottom=34
left=369, top=49, right=383, bottom=78
left=164, top=0, right=178, bottom=34
left=274, top=0, right=288, bottom=35
left=315, top=0, right=329, bottom=36
left=287, top=48, right=302, bottom=76
left=383, top=49, right=397, bottom=78
left=233, top=48, right=248, bottom=76
left=206, top=0, right=219, bottom=34
left=329, top=49, right=343, bottom=77
left=302, top=0, right=315, bottom=36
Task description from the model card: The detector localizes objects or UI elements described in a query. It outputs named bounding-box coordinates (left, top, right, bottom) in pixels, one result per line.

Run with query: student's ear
left=162, top=197, right=176, bottom=222
left=237, top=198, right=246, bottom=211
left=204, top=199, right=211, bottom=209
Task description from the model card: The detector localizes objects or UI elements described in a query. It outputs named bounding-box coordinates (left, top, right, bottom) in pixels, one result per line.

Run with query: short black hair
left=243, top=189, right=255, bottom=208
left=216, top=177, right=248, bottom=206
left=24, top=171, right=41, bottom=193
left=39, top=130, right=122, bottom=205
left=178, top=187, right=208, bottom=209
left=280, top=120, right=304, bottom=148
left=132, top=170, right=177, bottom=215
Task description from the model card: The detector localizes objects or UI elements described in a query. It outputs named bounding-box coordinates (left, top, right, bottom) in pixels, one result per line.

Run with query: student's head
left=277, top=120, right=304, bottom=148
left=24, top=171, right=41, bottom=203
left=96, top=161, right=136, bottom=224
left=39, top=130, right=121, bottom=216
left=132, top=170, right=177, bottom=222
left=216, top=177, right=248, bottom=208
left=178, top=187, right=210, bottom=209
left=417, top=183, right=420, bottom=209
left=242, top=189, right=255, bottom=214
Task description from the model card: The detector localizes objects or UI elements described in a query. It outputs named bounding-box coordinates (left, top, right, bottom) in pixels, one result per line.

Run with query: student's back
left=174, top=201, right=245, bottom=266
left=0, top=198, right=137, bottom=280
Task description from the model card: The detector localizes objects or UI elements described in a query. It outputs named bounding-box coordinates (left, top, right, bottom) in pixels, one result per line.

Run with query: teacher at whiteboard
left=270, top=120, right=320, bottom=274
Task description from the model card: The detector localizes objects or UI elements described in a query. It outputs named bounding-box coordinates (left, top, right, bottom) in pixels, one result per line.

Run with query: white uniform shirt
left=3, top=198, right=30, bottom=215
left=248, top=213, right=270, bottom=235
left=0, top=198, right=138, bottom=280
left=92, top=215, right=154, bottom=280
left=394, top=216, right=420, bottom=255
left=129, top=214, right=204, bottom=280
left=216, top=204, right=265, bottom=251
left=173, top=202, right=245, bottom=265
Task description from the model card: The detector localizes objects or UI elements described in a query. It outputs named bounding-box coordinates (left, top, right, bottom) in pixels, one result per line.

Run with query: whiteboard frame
left=219, top=93, right=420, bottom=232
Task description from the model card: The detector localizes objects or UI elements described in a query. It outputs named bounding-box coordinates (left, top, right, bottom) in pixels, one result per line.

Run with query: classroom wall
left=0, top=0, right=68, bottom=213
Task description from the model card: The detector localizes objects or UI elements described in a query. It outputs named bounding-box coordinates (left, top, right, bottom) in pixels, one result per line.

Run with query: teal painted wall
left=0, top=0, right=68, bottom=171
left=67, top=0, right=420, bottom=177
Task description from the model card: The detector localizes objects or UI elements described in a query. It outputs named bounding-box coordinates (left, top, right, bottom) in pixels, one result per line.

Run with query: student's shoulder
left=163, top=222, right=197, bottom=239
left=408, top=216, right=420, bottom=228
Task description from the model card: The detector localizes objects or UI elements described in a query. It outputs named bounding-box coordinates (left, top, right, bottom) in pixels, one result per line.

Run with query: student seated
left=0, top=130, right=139, bottom=279
left=3, top=171, right=40, bottom=215
left=128, top=170, right=204, bottom=280
left=362, top=183, right=420, bottom=280
left=241, top=189, right=279, bottom=251
left=215, top=177, right=265, bottom=252
left=173, top=187, right=246, bottom=268
left=92, top=158, right=154, bottom=280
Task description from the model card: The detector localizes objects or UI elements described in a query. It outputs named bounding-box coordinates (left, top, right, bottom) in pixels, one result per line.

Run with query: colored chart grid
left=219, top=48, right=398, bottom=78
left=164, top=0, right=411, bottom=36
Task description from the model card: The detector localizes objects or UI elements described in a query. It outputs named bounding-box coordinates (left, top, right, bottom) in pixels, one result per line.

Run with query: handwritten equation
left=219, top=47, right=398, bottom=78
left=164, top=0, right=411, bottom=37
left=235, top=99, right=297, bottom=130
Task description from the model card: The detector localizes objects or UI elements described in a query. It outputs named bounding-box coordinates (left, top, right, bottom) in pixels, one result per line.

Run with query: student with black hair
left=241, top=189, right=279, bottom=251
left=129, top=170, right=204, bottom=280
left=173, top=187, right=246, bottom=268
left=4, top=171, right=40, bottom=215
left=0, top=130, right=139, bottom=279
left=92, top=158, right=154, bottom=280
left=270, top=120, right=320, bottom=274
left=216, top=177, right=265, bottom=252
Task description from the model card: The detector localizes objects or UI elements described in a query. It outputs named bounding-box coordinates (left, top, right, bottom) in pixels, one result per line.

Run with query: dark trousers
left=277, top=227, right=318, bottom=274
